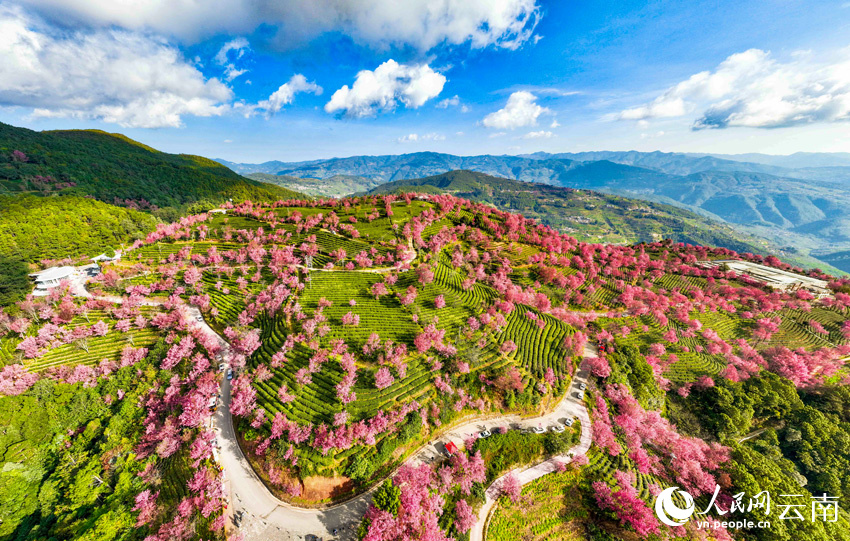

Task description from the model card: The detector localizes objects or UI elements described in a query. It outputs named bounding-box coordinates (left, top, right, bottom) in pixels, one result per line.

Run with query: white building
left=700, top=259, right=831, bottom=298
left=30, top=266, right=75, bottom=296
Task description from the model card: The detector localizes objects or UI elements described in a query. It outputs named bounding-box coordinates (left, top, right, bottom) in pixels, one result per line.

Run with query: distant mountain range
left=216, top=150, right=850, bottom=273
left=365, top=170, right=773, bottom=256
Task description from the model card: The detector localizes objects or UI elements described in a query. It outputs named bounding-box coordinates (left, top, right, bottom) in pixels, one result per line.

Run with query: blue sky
left=2, top=0, right=850, bottom=162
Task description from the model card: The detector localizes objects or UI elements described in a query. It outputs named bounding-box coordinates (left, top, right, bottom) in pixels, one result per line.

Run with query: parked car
left=579, top=382, right=587, bottom=391
left=478, top=430, right=492, bottom=439
left=218, top=362, right=227, bottom=372
left=226, top=369, right=233, bottom=380
left=196, top=315, right=204, bottom=322
left=550, top=424, right=566, bottom=433
left=532, top=426, right=546, bottom=434
left=574, top=391, right=584, bottom=399
left=564, top=417, right=575, bottom=427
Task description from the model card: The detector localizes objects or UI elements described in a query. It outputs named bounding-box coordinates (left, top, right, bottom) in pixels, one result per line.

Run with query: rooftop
left=30, top=266, right=75, bottom=282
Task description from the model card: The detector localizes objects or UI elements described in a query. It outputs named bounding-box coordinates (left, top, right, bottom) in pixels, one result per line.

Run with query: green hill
left=0, top=194, right=159, bottom=304
left=223, top=150, right=850, bottom=269
left=367, top=170, right=840, bottom=271
left=0, top=121, right=305, bottom=305
left=0, top=122, right=302, bottom=218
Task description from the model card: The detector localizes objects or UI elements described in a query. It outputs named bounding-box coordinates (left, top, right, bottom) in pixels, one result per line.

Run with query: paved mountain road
left=214, top=344, right=597, bottom=541
left=85, top=287, right=596, bottom=541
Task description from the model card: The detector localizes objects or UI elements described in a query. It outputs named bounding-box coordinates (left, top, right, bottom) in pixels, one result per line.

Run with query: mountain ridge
left=217, top=150, right=850, bottom=271
left=0, top=122, right=301, bottom=218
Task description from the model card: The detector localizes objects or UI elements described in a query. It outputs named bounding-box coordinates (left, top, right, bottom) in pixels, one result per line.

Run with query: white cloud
left=223, top=139, right=233, bottom=143
left=482, top=91, right=551, bottom=129
left=522, top=130, right=554, bottom=139
left=619, top=48, right=850, bottom=129
left=325, top=60, right=445, bottom=118
left=396, top=132, right=445, bottom=143
left=550, top=119, right=560, bottom=128
left=17, top=0, right=541, bottom=51
left=437, top=95, right=459, bottom=108
left=488, top=131, right=507, bottom=138
left=215, top=36, right=250, bottom=81
left=437, top=95, right=469, bottom=113
left=0, top=5, right=231, bottom=128
left=254, top=74, right=322, bottom=115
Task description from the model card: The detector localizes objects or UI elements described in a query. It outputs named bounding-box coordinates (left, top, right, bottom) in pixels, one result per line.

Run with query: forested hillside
left=0, top=122, right=306, bottom=305
left=365, top=170, right=828, bottom=267
left=0, top=195, right=159, bottom=305
left=223, top=150, right=850, bottom=271
left=0, top=122, right=301, bottom=219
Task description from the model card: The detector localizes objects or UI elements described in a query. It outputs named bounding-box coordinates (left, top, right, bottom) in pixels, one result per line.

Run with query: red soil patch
left=302, top=475, right=354, bottom=501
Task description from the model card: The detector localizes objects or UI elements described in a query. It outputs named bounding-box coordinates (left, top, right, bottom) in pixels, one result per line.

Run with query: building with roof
left=29, top=266, right=75, bottom=296
left=91, top=250, right=122, bottom=264
left=700, top=259, right=831, bottom=298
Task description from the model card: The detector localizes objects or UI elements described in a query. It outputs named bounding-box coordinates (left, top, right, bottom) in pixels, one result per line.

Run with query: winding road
left=83, top=280, right=597, bottom=541
left=213, top=342, right=597, bottom=541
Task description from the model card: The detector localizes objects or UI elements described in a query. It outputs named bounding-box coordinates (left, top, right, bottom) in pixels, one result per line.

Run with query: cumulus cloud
left=325, top=60, right=445, bottom=118
left=253, top=74, right=322, bottom=115
left=396, top=132, right=445, bottom=143
left=0, top=6, right=231, bottom=128
left=619, top=48, right=850, bottom=129
left=482, top=91, right=551, bottom=129
left=522, top=130, right=554, bottom=139
left=17, top=0, right=541, bottom=51
left=215, top=37, right=250, bottom=81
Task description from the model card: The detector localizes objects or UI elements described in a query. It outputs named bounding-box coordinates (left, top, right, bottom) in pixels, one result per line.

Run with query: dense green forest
left=0, top=122, right=301, bottom=218
left=0, top=359, right=156, bottom=539
left=669, top=377, right=850, bottom=540
left=0, top=195, right=157, bottom=262
left=0, top=121, right=306, bottom=306
left=0, top=195, right=159, bottom=305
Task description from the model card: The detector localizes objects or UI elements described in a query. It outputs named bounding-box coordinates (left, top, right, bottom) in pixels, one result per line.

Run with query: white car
left=218, top=362, right=227, bottom=372
left=532, top=426, right=546, bottom=434
left=550, top=424, right=566, bottom=433
left=564, top=417, right=575, bottom=427
left=478, top=430, right=492, bottom=439
left=579, top=382, right=587, bottom=391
